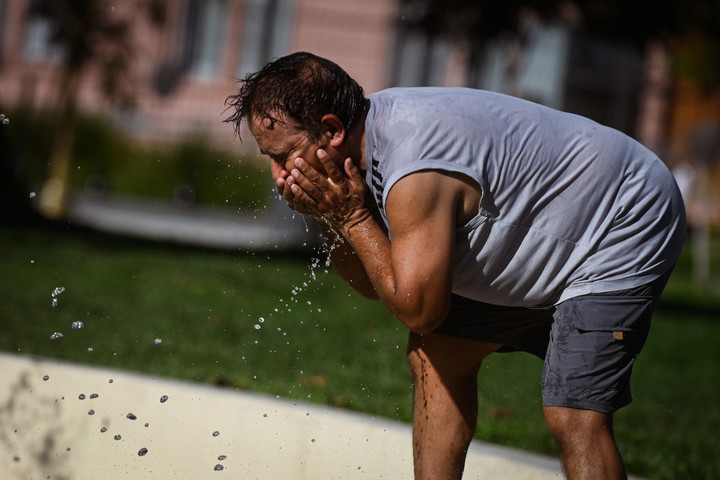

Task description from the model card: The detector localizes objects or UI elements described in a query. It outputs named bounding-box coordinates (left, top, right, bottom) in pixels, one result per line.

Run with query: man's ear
left=320, top=114, right=346, bottom=147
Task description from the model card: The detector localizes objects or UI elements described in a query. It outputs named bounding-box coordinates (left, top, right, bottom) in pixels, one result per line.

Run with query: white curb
left=0, top=352, right=568, bottom=479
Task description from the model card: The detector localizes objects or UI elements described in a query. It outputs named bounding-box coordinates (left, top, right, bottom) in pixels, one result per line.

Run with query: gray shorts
left=433, top=273, right=671, bottom=414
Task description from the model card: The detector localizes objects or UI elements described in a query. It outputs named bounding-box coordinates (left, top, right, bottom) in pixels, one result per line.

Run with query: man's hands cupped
left=277, top=149, right=372, bottom=233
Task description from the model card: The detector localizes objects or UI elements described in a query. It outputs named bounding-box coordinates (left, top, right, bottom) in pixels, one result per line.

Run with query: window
left=21, top=0, right=65, bottom=64
left=236, top=0, right=295, bottom=78
left=391, top=28, right=449, bottom=87
left=188, top=0, right=228, bottom=82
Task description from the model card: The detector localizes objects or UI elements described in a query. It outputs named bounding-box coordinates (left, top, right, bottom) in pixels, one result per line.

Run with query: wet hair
left=224, top=52, right=366, bottom=142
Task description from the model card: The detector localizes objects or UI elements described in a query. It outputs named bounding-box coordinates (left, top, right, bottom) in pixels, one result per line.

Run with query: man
left=225, top=52, right=686, bottom=479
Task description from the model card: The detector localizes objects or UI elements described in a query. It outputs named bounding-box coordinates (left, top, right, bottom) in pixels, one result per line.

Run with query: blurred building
left=0, top=0, right=718, bottom=171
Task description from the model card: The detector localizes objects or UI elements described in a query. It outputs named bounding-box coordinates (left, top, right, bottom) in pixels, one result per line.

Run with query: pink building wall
left=0, top=0, right=399, bottom=152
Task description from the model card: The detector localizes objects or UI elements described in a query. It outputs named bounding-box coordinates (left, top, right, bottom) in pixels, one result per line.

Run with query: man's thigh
left=432, top=294, right=554, bottom=359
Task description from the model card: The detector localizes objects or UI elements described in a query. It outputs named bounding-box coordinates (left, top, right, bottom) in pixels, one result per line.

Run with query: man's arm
left=290, top=155, right=466, bottom=334
left=317, top=220, right=379, bottom=299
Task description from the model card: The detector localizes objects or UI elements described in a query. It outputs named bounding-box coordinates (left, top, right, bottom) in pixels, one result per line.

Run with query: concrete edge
left=1, top=352, right=651, bottom=479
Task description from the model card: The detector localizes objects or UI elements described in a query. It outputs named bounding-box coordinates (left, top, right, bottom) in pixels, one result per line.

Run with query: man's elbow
left=348, top=280, right=380, bottom=300
left=401, top=313, right=445, bottom=335
left=394, top=295, right=450, bottom=334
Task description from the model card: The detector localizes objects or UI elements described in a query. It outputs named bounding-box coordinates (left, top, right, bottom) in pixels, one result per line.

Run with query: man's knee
left=406, top=332, right=498, bottom=382
left=543, top=406, right=615, bottom=444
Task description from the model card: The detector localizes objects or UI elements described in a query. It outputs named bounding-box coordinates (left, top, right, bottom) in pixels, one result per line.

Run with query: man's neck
left=348, top=102, right=370, bottom=175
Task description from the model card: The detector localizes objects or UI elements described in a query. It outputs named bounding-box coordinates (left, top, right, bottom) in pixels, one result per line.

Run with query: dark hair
left=224, top=52, right=366, bottom=141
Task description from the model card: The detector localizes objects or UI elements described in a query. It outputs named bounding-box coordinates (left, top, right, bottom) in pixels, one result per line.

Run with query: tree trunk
left=38, top=67, right=80, bottom=220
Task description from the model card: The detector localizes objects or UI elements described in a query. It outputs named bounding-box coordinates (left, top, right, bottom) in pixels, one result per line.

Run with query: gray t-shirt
left=364, top=87, right=686, bottom=308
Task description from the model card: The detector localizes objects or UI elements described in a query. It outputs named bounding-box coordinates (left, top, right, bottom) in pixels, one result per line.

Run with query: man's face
left=249, top=113, right=330, bottom=183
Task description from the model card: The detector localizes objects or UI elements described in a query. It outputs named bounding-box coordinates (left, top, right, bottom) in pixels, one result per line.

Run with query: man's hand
left=285, top=149, right=372, bottom=232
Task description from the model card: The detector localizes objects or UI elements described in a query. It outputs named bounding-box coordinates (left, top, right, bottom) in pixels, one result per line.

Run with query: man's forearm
left=318, top=220, right=379, bottom=299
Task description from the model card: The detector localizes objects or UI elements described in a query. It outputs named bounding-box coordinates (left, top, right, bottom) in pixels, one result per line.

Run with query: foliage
left=400, top=0, right=720, bottom=88
left=32, top=0, right=164, bottom=106
left=6, top=109, right=270, bottom=210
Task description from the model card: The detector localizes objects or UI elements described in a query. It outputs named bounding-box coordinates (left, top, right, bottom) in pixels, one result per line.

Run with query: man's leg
left=406, top=331, right=500, bottom=480
left=544, top=406, right=627, bottom=480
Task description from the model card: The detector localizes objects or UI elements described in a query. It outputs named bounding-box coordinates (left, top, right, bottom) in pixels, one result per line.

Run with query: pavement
left=67, top=192, right=321, bottom=250
left=0, top=352, right=566, bottom=479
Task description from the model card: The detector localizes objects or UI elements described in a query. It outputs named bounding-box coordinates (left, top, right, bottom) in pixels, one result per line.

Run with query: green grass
left=1, top=223, right=719, bottom=480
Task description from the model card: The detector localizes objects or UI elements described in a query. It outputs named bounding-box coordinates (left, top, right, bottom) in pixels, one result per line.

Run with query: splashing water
left=51, top=287, right=65, bottom=308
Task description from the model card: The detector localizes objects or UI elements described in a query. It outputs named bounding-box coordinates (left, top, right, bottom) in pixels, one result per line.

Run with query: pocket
left=567, top=295, right=654, bottom=336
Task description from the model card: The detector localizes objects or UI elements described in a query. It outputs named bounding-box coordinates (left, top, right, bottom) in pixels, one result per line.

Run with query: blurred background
left=1, top=0, right=719, bottom=258
left=1, top=1, right=719, bottom=479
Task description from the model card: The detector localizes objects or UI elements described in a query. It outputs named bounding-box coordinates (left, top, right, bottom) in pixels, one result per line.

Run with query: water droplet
left=51, top=298, right=58, bottom=308
left=311, top=438, right=316, bottom=443
left=29, top=192, right=36, bottom=199
left=212, top=431, right=220, bottom=437
left=66, top=446, right=71, bottom=451
left=258, top=317, right=265, bottom=323
left=217, top=455, right=227, bottom=461
left=71, top=321, right=84, bottom=329
left=153, top=338, right=162, bottom=345
left=214, top=464, right=224, bottom=471
left=51, top=287, right=65, bottom=298
left=108, top=379, right=114, bottom=383
left=78, top=394, right=86, bottom=400
left=89, top=393, right=98, bottom=399
left=1, top=118, right=9, bottom=125
left=138, top=448, right=148, bottom=456
left=100, top=427, right=107, bottom=433
left=144, top=423, right=149, bottom=427
left=254, top=324, right=261, bottom=330
left=50, top=331, right=63, bottom=339
left=160, top=395, right=168, bottom=403
left=88, top=347, right=94, bottom=352
left=114, top=434, right=121, bottom=440
left=43, top=375, right=49, bottom=381
left=88, top=409, right=95, bottom=415
left=126, top=413, right=137, bottom=420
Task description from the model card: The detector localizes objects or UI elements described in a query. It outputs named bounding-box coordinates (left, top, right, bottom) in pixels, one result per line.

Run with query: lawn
left=1, top=222, right=719, bottom=480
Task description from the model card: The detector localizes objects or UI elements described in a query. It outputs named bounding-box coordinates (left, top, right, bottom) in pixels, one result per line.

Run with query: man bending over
left=225, top=52, right=686, bottom=480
